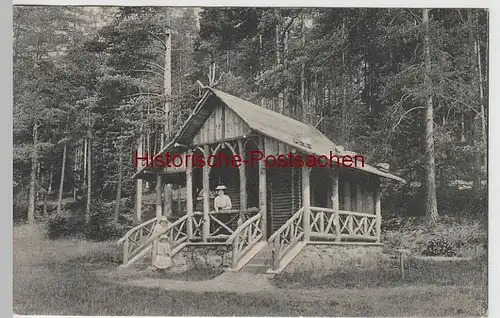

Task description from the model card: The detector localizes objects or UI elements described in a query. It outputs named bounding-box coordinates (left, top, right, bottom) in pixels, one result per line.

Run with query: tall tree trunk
left=86, top=127, right=92, bottom=225
left=145, top=109, right=150, bottom=190
left=83, top=138, right=87, bottom=187
left=56, top=143, right=67, bottom=214
left=283, top=27, right=290, bottom=116
left=477, top=39, right=487, bottom=168
left=423, top=9, right=439, bottom=222
left=163, top=26, right=173, bottom=217
left=48, top=168, right=53, bottom=194
left=341, top=17, right=348, bottom=144
left=468, top=10, right=484, bottom=194
left=300, top=16, right=306, bottom=123
left=41, top=170, right=47, bottom=217
left=461, top=113, right=466, bottom=142
left=114, top=154, right=123, bottom=222
left=136, top=134, right=143, bottom=222
left=73, top=145, right=78, bottom=200
left=43, top=190, right=48, bottom=217
left=27, top=122, right=39, bottom=224
left=36, top=162, right=41, bottom=203
left=73, top=142, right=80, bottom=201
left=275, top=22, right=284, bottom=114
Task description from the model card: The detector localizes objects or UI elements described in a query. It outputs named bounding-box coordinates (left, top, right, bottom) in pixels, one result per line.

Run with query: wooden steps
left=240, top=244, right=273, bottom=274
left=227, top=241, right=267, bottom=272
left=266, top=241, right=307, bottom=274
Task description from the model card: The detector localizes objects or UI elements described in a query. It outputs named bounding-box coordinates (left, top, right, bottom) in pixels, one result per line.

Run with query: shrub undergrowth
left=47, top=198, right=132, bottom=241
left=382, top=215, right=487, bottom=258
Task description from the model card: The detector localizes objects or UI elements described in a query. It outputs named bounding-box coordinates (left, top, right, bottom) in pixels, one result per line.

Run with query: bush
left=47, top=199, right=130, bottom=241
left=47, top=212, right=85, bottom=239
left=84, top=199, right=127, bottom=241
left=382, top=216, right=486, bottom=258
left=85, top=200, right=115, bottom=241
left=439, top=186, right=487, bottom=219
left=422, top=237, right=456, bottom=256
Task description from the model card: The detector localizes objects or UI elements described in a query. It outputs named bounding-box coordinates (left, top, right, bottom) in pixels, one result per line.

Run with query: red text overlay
left=134, top=151, right=365, bottom=169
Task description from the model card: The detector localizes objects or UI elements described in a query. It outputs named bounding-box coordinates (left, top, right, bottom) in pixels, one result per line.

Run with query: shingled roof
left=133, top=88, right=405, bottom=183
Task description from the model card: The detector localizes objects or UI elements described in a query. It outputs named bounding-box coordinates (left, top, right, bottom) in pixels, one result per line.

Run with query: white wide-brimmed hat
left=215, top=185, right=227, bottom=190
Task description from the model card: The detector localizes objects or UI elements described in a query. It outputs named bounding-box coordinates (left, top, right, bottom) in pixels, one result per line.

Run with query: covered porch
left=119, top=139, right=384, bottom=272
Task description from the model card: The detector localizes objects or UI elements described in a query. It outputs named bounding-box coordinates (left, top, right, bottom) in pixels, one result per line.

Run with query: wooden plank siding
left=338, top=170, right=376, bottom=214
left=192, top=103, right=250, bottom=145
left=363, top=185, right=375, bottom=215
left=362, top=176, right=376, bottom=215
left=268, top=167, right=294, bottom=233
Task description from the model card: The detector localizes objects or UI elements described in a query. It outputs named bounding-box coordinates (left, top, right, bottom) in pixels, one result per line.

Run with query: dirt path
left=99, top=266, right=481, bottom=306
left=100, top=269, right=275, bottom=293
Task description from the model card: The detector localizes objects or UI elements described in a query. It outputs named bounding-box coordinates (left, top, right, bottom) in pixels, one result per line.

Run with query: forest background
left=12, top=7, right=488, bottom=243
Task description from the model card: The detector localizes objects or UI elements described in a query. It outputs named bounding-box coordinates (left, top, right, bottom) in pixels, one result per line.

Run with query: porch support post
left=356, top=182, right=363, bottom=213
left=186, top=149, right=194, bottom=240
left=258, top=136, right=267, bottom=239
left=155, top=175, right=163, bottom=218
left=153, top=174, right=162, bottom=262
left=344, top=180, right=351, bottom=211
left=332, top=168, right=340, bottom=242
left=238, top=139, right=247, bottom=221
left=202, top=145, right=210, bottom=241
left=302, top=166, right=311, bottom=241
left=375, top=177, right=381, bottom=243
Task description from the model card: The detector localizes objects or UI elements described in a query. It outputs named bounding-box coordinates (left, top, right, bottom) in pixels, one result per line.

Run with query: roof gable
left=191, top=100, right=250, bottom=145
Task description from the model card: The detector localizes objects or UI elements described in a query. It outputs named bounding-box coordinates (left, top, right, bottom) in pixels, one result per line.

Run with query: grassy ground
left=14, top=224, right=487, bottom=316
left=273, top=256, right=487, bottom=289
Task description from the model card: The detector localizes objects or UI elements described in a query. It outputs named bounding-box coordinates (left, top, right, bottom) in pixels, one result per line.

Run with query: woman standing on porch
left=151, top=216, right=173, bottom=271
left=214, top=185, right=232, bottom=211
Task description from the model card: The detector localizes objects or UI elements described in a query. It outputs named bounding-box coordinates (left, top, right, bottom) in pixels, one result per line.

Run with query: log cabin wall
left=337, top=168, right=376, bottom=214
left=351, top=181, right=358, bottom=212
left=339, top=168, right=352, bottom=211
left=268, top=167, right=294, bottom=233
left=362, top=175, right=376, bottom=215
left=339, top=170, right=376, bottom=214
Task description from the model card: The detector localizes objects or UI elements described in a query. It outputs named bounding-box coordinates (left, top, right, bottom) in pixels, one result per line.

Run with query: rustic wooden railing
left=192, top=211, right=204, bottom=240
left=116, top=208, right=262, bottom=267
left=226, top=213, right=262, bottom=269
left=268, top=207, right=304, bottom=271
left=117, top=214, right=190, bottom=267
left=117, top=217, right=158, bottom=265
left=208, top=210, right=240, bottom=240
left=207, top=208, right=260, bottom=241
left=309, top=207, right=378, bottom=241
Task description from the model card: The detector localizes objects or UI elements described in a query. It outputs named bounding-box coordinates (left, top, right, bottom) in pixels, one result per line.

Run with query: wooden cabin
left=118, top=88, right=405, bottom=273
